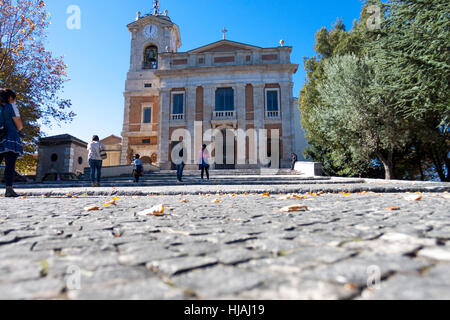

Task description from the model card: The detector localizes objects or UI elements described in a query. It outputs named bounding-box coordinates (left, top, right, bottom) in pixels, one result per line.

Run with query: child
left=133, top=154, right=144, bottom=183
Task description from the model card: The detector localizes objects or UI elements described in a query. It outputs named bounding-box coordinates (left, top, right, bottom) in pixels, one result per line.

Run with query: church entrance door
left=215, top=128, right=236, bottom=170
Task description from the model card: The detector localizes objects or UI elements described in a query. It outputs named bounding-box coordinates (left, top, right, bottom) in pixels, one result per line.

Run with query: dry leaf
left=105, top=200, right=117, bottom=207
left=137, top=204, right=165, bottom=217
left=386, top=206, right=400, bottom=211
left=180, top=199, right=189, bottom=203
left=212, top=199, right=222, bottom=203
left=292, top=194, right=307, bottom=199
left=84, top=206, right=100, bottom=212
left=345, top=283, right=358, bottom=290
left=112, top=196, right=120, bottom=200
left=262, top=192, right=270, bottom=197
left=280, top=204, right=308, bottom=212
left=405, top=194, right=422, bottom=201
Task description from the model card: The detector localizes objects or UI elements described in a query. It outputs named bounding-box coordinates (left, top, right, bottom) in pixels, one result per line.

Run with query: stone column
left=253, top=83, right=265, bottom=166
left=158, top=88, right=171, bottom=169
left=236, top=85, right=246, bottom=166
left=185, top=86, right=196, bottom=165
left=120, top=95, right=131, bottom=165
left=280, top=82, right=294, bottom=163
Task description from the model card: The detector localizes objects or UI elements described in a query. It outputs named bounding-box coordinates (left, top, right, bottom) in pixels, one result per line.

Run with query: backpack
left=0, top=104, right=7, bottom=140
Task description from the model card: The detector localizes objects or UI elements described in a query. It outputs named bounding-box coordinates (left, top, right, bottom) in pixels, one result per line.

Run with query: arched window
left=143, top=45, right=158, bottom=69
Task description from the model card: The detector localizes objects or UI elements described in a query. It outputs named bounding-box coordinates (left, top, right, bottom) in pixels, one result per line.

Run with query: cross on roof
left=221, top=27, right=228, bottom=40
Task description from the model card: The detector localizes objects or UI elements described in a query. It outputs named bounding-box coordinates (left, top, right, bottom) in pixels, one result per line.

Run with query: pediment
left=189, top=40, right=261, bottom=54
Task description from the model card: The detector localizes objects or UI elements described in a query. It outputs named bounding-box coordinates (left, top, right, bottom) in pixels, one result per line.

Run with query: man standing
left=291, top=152, right=298, bottom=171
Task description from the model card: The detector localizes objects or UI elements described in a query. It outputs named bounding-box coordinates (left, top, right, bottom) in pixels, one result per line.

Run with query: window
left=266, top=89, right=279, bottom=111
left=171, top=92, right=185, bottom=120
left=78, top=157, right=83, bottom=165
left=143, top=45, right=158, bottom=69
left=265, top=88, right=280, bottom=119
left=215, top=88, right=234, bottom=111
left=143, top=107, right=152, bottom=123
left=144, top=83, right=152, bottom=88
left=142, top=139, right=151, bottom=144
left=51, top=154, right=58, bottom=162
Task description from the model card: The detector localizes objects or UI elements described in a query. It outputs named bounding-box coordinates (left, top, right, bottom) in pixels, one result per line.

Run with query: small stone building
left=36, top=134, right=88, bottom=180
left=101, top=135, right=122, bottom=167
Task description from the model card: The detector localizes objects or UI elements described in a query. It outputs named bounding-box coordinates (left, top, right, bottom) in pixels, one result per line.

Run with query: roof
left=39, top=134, right=88, bottom=146
left=188, top=40, right=263, bottom=54
left=101, top=135, right=123, bottom=145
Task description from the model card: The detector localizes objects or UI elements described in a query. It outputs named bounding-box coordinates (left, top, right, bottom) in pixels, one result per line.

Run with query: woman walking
left=198, top=144, right=210, bottom=181
left=87, top=135, right=105, bottom=187
left=0, top=89, right=24, bottom=198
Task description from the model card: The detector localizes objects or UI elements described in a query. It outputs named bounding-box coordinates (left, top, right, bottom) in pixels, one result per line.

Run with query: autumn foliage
left=0, top=0, right=74, bottom=173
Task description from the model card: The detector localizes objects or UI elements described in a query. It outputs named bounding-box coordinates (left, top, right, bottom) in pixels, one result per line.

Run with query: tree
left=316, top=54, right=411, bottom=179
left=0, top=0, right=74, bottom=173
left=368, top=0, right=450, bottom=181
left=298, top=0, right=449, bottom=181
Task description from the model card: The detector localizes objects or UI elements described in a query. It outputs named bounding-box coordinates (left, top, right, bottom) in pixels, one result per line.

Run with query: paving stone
left=211, top=247, right=268, bottom=265
left=172, top=265, right=268, bottom=299
left=417, top=247, right=450, bottom=262
left=359, top=274, right=450, bottom=300
left=237, top=278, right=357, bottom=300
left=118, top=247, right=186, bottom=266
left=147, top=256, right=218, bottom=276
left=68, top=277, right=186, bottom=300
left=0, top=278, right=64, bottom=299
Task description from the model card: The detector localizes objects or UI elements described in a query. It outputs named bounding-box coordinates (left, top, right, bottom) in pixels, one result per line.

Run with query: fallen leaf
left=180, top=199, right=189, bottom=203
left=279, top=204, right=308, bottom=212
left=105, top=200, right=117, bottom=207
left=84, top=206, right=100, bottom=212
left=137, top=204, right=165, bottom=217
left=345, top=283, right=358, bottom=290
left=212, top=199, right=222, bottom=203
left=386, top=206, right=400, bottom=211
left=292, top=194, right=307, bottom=199
left=405, top=194, right=422, bottom=201
left=262, top=192, right=270, bottom=197
left=112, top=196, right=120, bottom=200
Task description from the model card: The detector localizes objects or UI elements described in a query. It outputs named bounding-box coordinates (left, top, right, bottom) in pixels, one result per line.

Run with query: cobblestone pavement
left=0, top=186, right=449, bottom=300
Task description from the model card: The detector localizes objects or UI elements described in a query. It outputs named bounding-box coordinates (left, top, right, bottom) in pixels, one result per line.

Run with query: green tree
left=316, top=54, right=411, bottom=179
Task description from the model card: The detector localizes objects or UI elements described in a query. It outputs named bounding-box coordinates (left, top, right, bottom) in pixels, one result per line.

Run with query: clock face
left=143, top=25, right=158, bottom=39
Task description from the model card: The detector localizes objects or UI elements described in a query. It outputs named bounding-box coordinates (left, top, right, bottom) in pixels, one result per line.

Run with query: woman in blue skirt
left=0, top=89, right=24, bottom=198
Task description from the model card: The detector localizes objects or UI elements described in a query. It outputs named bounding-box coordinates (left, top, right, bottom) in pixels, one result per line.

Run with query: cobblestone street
left=0, top=180, right=449, bottom=300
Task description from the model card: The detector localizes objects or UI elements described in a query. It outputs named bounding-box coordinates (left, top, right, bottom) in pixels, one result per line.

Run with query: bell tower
left=126, top=3, right=181, bottom=73
left=121, top=4, right=181, bottom=165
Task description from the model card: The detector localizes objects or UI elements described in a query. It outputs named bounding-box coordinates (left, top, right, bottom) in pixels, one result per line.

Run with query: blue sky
left=42, top=0, right=364, bottom=142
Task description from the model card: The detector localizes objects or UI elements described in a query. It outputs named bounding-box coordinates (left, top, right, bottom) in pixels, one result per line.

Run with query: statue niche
left=143, top=45, right=158, bottom=69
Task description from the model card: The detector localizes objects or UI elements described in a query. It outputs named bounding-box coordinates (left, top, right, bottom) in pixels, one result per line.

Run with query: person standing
left=176, top=147, right=185, bottom=182
left=291, top=152, right=298, bottom=171
left=198, top=144, right=210, bottom=181
left=132, top=154, right=144, bottom=183
left=87, top=135, right=105, bottom=187
left=0, top=89, right=23, bottom=198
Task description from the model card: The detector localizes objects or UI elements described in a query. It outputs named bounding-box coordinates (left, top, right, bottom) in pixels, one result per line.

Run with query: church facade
left=121, top=8, right=306, bottom=170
